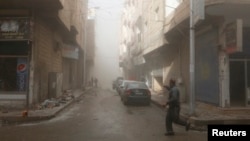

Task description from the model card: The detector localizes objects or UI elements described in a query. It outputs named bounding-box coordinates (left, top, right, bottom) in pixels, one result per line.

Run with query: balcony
left=0, top=0, right=62, bottom=10
left=164, top=0, right=250, bottom=35
left=163, top=0, right=250, bottom=47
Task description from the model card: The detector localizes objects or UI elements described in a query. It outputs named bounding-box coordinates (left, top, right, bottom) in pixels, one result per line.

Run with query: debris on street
left=36, top=90, right=75, bottom=110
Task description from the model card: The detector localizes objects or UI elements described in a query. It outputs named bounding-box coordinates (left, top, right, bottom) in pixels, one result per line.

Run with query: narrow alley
left=0, top=88, right=207, bottom=141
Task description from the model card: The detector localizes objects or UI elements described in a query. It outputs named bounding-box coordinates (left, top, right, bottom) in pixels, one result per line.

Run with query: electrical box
left=48, top=72, right=62, bottom=98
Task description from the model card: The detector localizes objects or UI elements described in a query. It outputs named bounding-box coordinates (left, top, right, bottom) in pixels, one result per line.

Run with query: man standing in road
left=162, top=79, right=190, bottom=136
left=94, top=77, right=98, bottom=88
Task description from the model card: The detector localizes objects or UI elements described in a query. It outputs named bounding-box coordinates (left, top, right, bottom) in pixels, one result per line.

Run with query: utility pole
left=189, top=0, right=205, bottom=115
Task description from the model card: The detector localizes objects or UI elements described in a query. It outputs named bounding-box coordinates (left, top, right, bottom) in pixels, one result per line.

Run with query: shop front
left=62, top=44, right=79, bottom=91
left=228, top=27, right=250, bottom=107
left=0, top=17, right=31, bottom=108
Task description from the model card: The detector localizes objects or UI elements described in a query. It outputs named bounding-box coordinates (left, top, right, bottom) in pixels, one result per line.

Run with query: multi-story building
left=120, top=0, right=166, bottom=92
left=86, top=19, right=96, bottom=84
left=121, top=0, right=250, bottom=111
left=0, top=0, right=88, bottom=109
left=142, top=0, right=166, bottom=92
left=164, top=0, right=250, bottom=108
left=120, top=0, right=137, bottom=80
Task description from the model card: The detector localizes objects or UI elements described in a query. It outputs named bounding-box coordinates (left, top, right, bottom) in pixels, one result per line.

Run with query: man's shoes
left=186, top=122, right=191, bottom=131
left=164, top=132, right=175, bottom=136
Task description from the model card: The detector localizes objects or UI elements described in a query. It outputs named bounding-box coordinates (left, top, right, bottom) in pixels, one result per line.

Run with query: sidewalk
left=0, top=87, right=91, bottom=126
left=150, top=90, right=250, bottom=131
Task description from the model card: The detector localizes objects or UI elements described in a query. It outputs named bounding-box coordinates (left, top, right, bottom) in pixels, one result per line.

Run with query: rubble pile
left=36, top=90, right=75, bottom=110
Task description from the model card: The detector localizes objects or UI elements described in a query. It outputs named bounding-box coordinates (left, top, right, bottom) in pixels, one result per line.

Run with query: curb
left=1, top=115, right=55, bottom=125
left=151, top=98, right=250, bottom=132
left=1, top=88, right=91, bottom=125
left=150, top=98, right=207, bottom=131
left=1, top=97, right=76, bottom=125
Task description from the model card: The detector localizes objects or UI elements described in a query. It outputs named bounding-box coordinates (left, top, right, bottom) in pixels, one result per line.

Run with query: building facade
left=86, top=19, right=96, bottom=85
left=120, top=0, right=166, bottom=92
left=120, top=0, right=250, bottom=110
left=0, top=0, right=88, bottom=109
left=163, top=0, right=250, bottom=108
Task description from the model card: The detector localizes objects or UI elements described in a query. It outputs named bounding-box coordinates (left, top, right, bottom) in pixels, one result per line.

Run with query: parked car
left=112, top=77, right=123, bottom=90
left=120, top=80, right=151, bottom=105
left=112, top=77, right=124, bottom=94
left=117, top=79, right=130, bottom=95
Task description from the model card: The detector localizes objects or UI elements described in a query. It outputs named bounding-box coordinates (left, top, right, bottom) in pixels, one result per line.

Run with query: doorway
left=0, top=41, right=29, bottom=93
left=0, top=57, right=28, bottom=92
left=230, top=61, right=245, bottom=107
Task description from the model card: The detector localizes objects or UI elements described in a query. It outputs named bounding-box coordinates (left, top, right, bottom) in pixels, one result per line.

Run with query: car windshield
left=127, top=82, right=148, bottom=89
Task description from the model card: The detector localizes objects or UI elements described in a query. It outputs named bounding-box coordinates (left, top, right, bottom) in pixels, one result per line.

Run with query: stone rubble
left=36, top=90, right=75, bottom=110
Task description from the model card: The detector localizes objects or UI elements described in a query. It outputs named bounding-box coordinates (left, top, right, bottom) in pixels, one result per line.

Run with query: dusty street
left=0, top=88, right=207, bottom=141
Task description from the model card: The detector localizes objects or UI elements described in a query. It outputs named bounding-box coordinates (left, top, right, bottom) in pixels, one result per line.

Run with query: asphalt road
left=0, top=88, right=207, bottom=141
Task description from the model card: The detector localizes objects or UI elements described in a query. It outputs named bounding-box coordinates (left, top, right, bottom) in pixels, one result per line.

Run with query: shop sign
left=193, top=0, right=205, bottom=24
left=225, top=19, right=243, bottom=54
left=17, top=58, right=28, bottom=91
left=62, top=45, right=79, bottom=59
left=0, top=18, right=30, bottom=41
